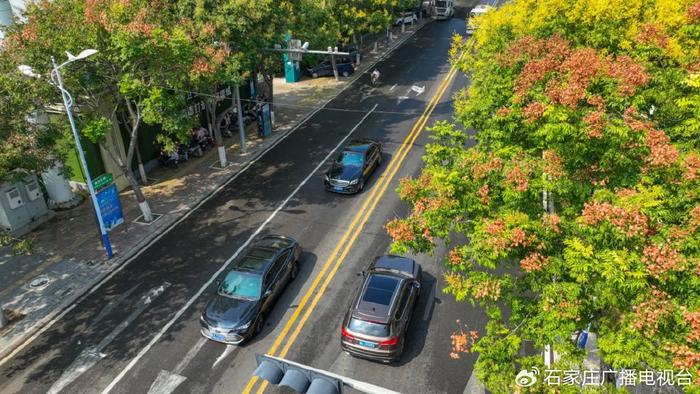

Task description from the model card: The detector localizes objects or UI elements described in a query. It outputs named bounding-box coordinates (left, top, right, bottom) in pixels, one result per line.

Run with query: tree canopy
left=0, top=0, right=414, bottom=181
left=388, top=0, right=700, bottom=392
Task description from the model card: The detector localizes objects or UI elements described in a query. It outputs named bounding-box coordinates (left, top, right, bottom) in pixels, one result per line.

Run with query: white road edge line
left=0, top=54, right=380, bottom=369
left=0, top=16, right=425, bottom=370
left=100, top=104, right=378, bottom=394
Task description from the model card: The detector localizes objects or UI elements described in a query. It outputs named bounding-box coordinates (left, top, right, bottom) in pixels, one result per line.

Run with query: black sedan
left=308, top=58, right=355, bottom=78
left=324, top=139, right=382, bottom=194
left=200, top=235, right=302, bottom=345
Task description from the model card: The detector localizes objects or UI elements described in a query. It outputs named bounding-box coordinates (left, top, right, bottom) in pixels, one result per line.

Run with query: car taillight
left=341, top=326, right=355, bottom=341
left=379, top=336, right=398, bottom=349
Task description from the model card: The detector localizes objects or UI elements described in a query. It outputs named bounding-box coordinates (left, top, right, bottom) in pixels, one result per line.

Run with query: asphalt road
left=0, top=2, right=488, bottom=394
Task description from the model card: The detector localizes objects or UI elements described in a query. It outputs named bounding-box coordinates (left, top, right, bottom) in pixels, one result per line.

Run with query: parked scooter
left=193, top=127, right=215, bottom=151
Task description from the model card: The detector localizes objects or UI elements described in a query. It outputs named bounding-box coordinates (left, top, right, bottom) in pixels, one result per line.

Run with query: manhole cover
left=28, top=275, right=51, bottom=290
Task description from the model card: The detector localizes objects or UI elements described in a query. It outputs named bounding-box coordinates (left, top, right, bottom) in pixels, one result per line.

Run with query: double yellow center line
left=244, top=62, right=460, bottom=394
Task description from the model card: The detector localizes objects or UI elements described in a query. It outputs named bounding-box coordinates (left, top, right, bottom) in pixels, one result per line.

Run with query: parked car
left=394, top=11, right=418, bottom=26
left=307, top=58, right=355, bottom=78
left=200, top=235, right=302, bottom=345
left=324, top=139, right=382, bottom=194
left=341, top=255, right=422, bottom=363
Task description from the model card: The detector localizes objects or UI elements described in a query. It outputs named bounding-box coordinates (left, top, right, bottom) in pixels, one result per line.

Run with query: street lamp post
left=19, top=50, right=113, bottom=259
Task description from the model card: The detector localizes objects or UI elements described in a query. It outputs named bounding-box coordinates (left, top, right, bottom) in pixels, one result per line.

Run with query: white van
left=431, top=0, right=454, bottom=20
left=466, top=4, right=493, bottom=34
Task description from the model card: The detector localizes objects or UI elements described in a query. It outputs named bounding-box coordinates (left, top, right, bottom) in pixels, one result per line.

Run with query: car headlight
left=349, top=179, right=358, bottom=185
left=235, top=320, right=252, bottom=331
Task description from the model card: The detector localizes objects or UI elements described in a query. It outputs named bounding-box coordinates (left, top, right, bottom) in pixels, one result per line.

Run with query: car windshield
left=218, top=271, right=262, bottom=300
left=339, top=151, right=364, bottom=167
left=348, top=318, right=390, bottom=337
left=435, top=1, right=448, bottom=7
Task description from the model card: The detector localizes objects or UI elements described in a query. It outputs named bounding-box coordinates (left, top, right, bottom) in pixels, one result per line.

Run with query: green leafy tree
left=3, top=0, right=197, bottom=222
left=387, top=0, right=700, bottom=392
left=0, top=53, right=62, bottom=182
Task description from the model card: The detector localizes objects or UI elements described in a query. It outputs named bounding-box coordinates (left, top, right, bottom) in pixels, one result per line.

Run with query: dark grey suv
left=341, top=255, right=422, bottom=363
left=200, top=235, right=302, bottom=345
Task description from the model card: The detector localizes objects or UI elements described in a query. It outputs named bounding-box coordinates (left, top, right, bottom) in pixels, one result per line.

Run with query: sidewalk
left=0, top=19, right=429, bottom=360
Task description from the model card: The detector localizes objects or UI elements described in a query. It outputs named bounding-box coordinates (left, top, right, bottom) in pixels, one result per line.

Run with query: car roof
left=232, top=235, right=294, bottom=273
left=353, top=273, right=404, bottom=323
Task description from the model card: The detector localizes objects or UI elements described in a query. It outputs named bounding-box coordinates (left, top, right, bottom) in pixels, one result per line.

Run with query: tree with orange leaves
left=389, top=0, right=700, bottom=392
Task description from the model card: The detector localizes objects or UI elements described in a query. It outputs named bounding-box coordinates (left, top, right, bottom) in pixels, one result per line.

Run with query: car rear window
left=362, top=275, right=398, bottom=305
left=348, top=318, right=390, bottom=337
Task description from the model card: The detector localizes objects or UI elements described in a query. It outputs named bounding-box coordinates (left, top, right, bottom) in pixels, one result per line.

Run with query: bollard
left=0, top=308, right=6, bottom=329
left=401, top=22, right=405, bottom=33
left=372, top=41, right=378, bottom=53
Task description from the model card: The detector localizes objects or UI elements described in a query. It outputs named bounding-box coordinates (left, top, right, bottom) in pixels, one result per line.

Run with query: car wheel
left=342, top=71, right=350, bottom=77
left=312, top=72, right=319, bottom=78
left=290, top=262, right=299, bottom=280
left=255, top=314, right=265, bottom=334
left=392, top=340, right=405, bottom=363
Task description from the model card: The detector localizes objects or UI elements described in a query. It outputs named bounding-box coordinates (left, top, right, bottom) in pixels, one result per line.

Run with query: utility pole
left=543, top=151, right=554, bottom=366
left=234, top=85, right=246, bottom=153
left=329, top=46, right=339, bottom=81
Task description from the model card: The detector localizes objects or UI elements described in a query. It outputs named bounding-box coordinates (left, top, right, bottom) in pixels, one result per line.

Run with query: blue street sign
left=96, top=184, right=124, bottom=231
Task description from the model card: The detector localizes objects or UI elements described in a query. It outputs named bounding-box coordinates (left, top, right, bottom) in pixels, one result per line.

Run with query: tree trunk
left=204, top=97, right=227, bottom=168
left=100, top=140, right=153, bottom=222
left=123, top=98, right=153, bottom=222
left=262, top=73, right=274, bottom=126
left=135, top=144, right=147, bottom=185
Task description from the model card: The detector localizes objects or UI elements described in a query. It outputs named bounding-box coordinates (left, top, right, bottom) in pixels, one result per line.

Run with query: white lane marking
left=174, top=336, right=208, bottom=374
left=411, top=85, right=425, bottom=95
left=390, top=84, right=397, bottom=91
left=397, top=96, right=409, bottom=104
left=100, top=104, right=379, bottom=394
left=0, top=46, right=374, bottom=368
left=145, top=334, right=208, bottom=394
left=212, top=345, right=235, bottom=368
left=48, top=283, right=170, bottom=394
left=147, top=370, right=187, bottom=394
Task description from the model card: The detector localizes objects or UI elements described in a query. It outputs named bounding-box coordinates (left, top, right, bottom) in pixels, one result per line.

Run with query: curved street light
left=18, top=49, right=113, bottom=259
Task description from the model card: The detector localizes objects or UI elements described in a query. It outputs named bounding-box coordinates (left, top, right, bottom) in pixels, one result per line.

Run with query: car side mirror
left=215, top=280, right=221, bottom=287
left=413, top=282, right=421, bottom=290
left=264, top=289, right=273, bottom=298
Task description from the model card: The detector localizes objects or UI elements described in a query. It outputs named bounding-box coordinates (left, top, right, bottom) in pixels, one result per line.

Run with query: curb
left=0, top=19, right=429, bottom=364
